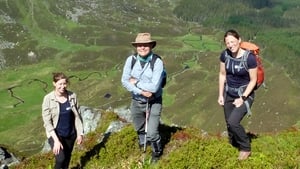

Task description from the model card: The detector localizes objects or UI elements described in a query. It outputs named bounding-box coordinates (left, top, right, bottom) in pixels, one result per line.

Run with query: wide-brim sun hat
left=131, top=33, right=156, bottom=48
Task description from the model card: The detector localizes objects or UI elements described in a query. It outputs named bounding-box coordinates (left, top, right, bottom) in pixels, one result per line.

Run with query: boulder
left=0, top=147, right=19, bottom=168
left=41, top=106, right=101, bottom=152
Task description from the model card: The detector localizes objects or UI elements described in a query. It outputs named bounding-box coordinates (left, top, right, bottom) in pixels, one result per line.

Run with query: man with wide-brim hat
left=131, top=32, right=156, bottom=49
left=121, top=32, right=164, bottom=163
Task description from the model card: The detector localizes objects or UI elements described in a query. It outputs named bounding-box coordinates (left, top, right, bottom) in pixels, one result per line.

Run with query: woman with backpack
left=121, top=33, right=164, bottom=163
left=217, top=29, right=258, bottom=160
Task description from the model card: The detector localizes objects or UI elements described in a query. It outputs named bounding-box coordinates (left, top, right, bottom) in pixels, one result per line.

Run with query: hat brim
left=131, top=41, right=156, bottom=49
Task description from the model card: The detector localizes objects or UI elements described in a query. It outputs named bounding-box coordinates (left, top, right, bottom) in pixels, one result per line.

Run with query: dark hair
left=52, top=72, right=69, bottom=83
left=224, top=29, right=240, bottom=42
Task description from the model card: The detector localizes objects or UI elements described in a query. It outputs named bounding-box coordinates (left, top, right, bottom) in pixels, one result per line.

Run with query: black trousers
left=48, top=134, right=76, bottom=169
left=223, top=93, right=254, bottom=151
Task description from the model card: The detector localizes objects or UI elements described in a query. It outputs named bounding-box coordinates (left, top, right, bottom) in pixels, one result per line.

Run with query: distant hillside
left=173, top=0, right=300, bottom=84
left=0, top=0, right=300, bottom=157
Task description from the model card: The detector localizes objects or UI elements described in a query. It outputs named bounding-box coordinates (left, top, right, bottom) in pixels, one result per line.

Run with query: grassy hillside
left=0, top=0, right=300, bottom=159
left=12, top=111, right=300, bottom=169
left=174, top=0, right=300, bottom=83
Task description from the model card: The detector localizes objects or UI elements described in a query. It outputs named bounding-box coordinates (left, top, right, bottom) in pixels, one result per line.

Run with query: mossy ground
left=12, top=115, right=300, bottom=168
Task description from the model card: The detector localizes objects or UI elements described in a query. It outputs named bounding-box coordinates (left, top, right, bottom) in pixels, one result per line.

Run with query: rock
left=41, top=106, right=102, bottom=153
left=114, top=106, right=132, bottom=123
left=0, top=147, right=19, bottom=168
left=80, top=106, right=101, bottom=134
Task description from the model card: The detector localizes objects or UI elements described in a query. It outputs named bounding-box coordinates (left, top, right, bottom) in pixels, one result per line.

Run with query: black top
left=56, top=100, right=75, bottom=137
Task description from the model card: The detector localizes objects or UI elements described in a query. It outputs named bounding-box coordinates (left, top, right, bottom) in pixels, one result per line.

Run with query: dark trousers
left=48, top=134, right=76, bottom=169
left=223, top=93, right=254, bottom=151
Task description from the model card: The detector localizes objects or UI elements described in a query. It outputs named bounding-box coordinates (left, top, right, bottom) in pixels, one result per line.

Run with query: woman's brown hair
left=224, top=29, right=240, bottom=42
left=52, top=72, right=69, bottom=83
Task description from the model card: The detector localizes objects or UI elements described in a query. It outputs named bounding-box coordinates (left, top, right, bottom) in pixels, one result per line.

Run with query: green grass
left=179, top=33, right=221, bottom=51
left=11, top=120, right=300, bottom=169
left=1, top=0, right=300, bottom=163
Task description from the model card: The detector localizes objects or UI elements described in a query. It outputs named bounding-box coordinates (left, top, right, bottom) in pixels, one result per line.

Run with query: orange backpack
left=240, top=41, right=265, bottom=89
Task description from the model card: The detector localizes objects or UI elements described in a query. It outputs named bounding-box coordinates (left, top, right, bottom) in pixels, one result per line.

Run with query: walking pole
left=143, top=99, right=150, bottom=152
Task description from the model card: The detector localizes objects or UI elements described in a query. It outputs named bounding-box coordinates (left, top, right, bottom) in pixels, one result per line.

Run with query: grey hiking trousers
left=130, top=97, right=162, bottom=142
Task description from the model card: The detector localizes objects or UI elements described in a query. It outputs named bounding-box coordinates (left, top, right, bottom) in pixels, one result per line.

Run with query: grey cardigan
left=42, top=90, right=84, bottom=138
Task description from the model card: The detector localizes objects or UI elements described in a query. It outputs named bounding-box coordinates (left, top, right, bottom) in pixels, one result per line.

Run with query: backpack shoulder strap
left=224, top=49, right=233, bottom=63
left=132, top=53, right=162, bottom=70
left=130, top=54, right=137, bottom=70
left=224, top=50, right=230, bottom=60
left=224, top=50, right=231, bottom=70
left=242, top=50, right=251, bottom=70
left=224, top=49, right=250, bottom=72
left=150, top=54, right=162, bottom=70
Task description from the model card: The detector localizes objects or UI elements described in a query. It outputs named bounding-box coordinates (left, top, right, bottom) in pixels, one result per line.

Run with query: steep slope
left=13, top=112, right=300, bottom=168
left=0, top=0, right=299, bottom=157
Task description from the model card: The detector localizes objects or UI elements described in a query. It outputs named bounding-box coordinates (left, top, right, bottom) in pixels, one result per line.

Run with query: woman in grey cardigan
left=42, top=72, right=83, bottom=169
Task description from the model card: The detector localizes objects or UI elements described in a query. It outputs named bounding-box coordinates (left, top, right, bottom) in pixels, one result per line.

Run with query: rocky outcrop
left=2, top=105, right=131, bottom=168
left=41, top=106, right=102, bottom=153
left=0, top=147, right=19, bottom=169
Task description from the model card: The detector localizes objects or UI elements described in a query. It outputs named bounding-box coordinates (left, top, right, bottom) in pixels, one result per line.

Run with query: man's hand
left=129, top=77, right=138, bottom=85
left=129, top=77, right=152, bottom=98
left=141, top=91, right=152, bottom=98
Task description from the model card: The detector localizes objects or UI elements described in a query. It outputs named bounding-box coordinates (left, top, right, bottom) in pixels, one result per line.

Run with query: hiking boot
left=151, top=151, right=162, bottom=163
left=150, top=138, right=162, bottom=163
left=139, top=144, right=144, bottom=150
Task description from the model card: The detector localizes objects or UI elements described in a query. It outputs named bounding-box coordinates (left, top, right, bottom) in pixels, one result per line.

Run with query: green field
left=1, top=0, right=300, bottom=160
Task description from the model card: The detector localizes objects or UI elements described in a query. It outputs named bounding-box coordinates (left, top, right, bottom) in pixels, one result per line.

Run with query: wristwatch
left=241, top=96, right=247, bottom=101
